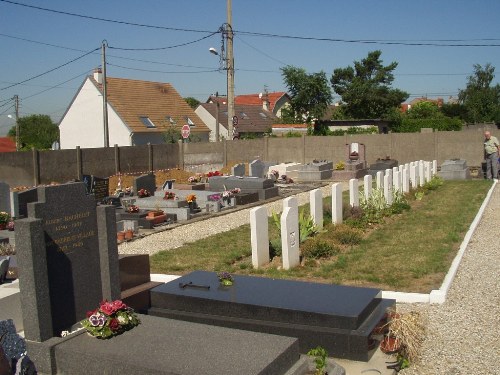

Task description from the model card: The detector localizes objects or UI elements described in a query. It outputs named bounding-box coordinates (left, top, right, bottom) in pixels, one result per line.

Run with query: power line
left=0, top=0, right=214, bottom=33
left=236, top=36, right=288, bottom=66
left=107, top=63, right=220, bottom=74
left=108, top=32, right=218, bottom=51
left=23, top=70, right=93, bottom=100
left=0, top=48, right=99, bottom=91
left=2, top=1, right=499, bottom=47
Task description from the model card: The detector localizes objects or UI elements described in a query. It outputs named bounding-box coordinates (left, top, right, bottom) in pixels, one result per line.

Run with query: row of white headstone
left=250, top=160, right=437, bottom=270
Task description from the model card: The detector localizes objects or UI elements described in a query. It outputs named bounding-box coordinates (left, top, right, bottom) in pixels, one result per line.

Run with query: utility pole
left=14, top=94, right=19, bottom=151
left=226, top=0, right=235, bottom=138
left=215, top=92, right=220, bottom=142
left=102, top=40, right=110, bottom=147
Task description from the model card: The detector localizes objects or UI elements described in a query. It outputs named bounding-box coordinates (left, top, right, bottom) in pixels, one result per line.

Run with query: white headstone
left=419, top=161, right=425, bottom=186
left=310, top=189, right=323, bottom=229
left=384, top=174, right=393, bottom=205
left=432, top=160, right=437, bottom=176
left=376, top=171, right=384, bottom=189
left=250, top=206, right=270, bottom=268
left=385, top=168, right=393, bottom=184
left=332, top=183, right=343, bottom=224
left=283, top=196, right=298, bottom=209
left=425, top=161, right=432, bottom=182
left=364, top=174, right=372, bottom=201
left=402, top=167, right=410, bottom=193
left=393, top=170, right=401, bottom=193
left=351, top=142, right=359, bottom=154
left=410, top=165, right=417, bottom=189
left=349, top=178, right=359, bottom=207
left=281, top=206, right=300, bottom=270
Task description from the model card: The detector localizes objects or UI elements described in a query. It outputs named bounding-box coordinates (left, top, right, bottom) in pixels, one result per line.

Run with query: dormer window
left=184, top=116, right=195, bottom=127
left=259, top=112, right=267, bottom=118
left=166, top=116, right=176, bottom=126
left=240, top=112, right=249, bottom=119
left=139, top=116, right=156, bottom=128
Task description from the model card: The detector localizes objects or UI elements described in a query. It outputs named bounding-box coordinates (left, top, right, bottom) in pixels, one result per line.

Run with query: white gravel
left=399, top=184, right=500, bottom=375
left=120, top=181, right=500, bottom=374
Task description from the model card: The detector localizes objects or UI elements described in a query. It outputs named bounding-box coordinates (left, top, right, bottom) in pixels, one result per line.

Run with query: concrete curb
left=382, top=180, right=497, bottom=304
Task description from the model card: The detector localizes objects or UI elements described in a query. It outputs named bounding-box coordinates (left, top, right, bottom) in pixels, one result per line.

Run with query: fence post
left=114, top=144, right=120, bottom=175
left=32, top=148, right=40, bottom=186
left=177, top=140, right=185, bottom=170
left=148, top=143, right=153, bottom=173
left=264, top=136, right=269, bottom=161
left=302, top=135, right=306, bottom=164
left=76, top=146, right=82, bottom=181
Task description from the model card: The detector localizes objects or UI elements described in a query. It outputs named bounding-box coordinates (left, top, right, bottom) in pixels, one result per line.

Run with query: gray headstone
left=231, top=163, right=245, bottom=177
left=0, top=182, right=11, bottom=216
left=14, top=188, right=38, bottom=218
left=249, top=159, right=267, bottom=178
left=133, top=174, right=156, bottom=195
left=15, top=182, right=120, bottom=342
left=250, top=206, right=269, bottom=268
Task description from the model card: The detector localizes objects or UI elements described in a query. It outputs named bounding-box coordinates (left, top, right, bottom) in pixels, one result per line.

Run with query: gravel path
left=400, top=183, right=500, bottom=375
left=118, top=183, right=346, bottom=255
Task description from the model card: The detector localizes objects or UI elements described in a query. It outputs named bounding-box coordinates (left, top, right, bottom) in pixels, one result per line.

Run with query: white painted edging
left=382, top=180, right=497, bottom=304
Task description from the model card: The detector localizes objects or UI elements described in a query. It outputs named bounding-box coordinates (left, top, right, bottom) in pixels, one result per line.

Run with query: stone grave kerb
left=15, top=182, right=120, bottom=342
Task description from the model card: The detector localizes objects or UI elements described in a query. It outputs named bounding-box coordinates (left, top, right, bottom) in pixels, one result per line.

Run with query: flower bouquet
left=0, top=212, right=10, bottom=230
left=206, top=171, right=221, bottom=178
left=137, top=188, right=150, bottom=198
left=217, top=271, right=234, bottom=286
left=126, top=205, right=139, bottom=213
left=163, top=191, right=176, bottom=200
left=81, top=300, right=140, bottom=339
left=186, top=194, right=197, bottom=203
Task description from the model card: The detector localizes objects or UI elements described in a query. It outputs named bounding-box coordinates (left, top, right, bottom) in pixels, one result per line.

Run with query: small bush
left=269, top=238, right=282, bottom=258
left=424, top=175, right=444, bottom=191
left=332, top=225, right=363, bottom=245
left=301, top=238, right=339, bottom=259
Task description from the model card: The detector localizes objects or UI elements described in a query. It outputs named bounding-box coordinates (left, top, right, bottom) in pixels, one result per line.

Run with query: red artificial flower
left=111, top=300, right=126, bottom=311
left=109, top=318, right=120, bottom=332
left=99, top=300, right=115, bottom=315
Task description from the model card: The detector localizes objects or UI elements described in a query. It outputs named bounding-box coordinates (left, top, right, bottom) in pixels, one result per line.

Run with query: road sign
left=181, top=124, right=191, bottom=139
left=232, top=115, right=238, bottom=126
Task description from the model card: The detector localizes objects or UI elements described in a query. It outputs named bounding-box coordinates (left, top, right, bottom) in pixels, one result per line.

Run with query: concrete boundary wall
left=0, top=128, right=496, bottom=187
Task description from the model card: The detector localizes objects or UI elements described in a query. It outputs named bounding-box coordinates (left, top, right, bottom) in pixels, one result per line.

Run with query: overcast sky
left=1, top=0, right=499, bottom=135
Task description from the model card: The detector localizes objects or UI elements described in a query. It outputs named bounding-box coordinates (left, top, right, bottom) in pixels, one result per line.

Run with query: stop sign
left=181, top=124, right=190, bottom=139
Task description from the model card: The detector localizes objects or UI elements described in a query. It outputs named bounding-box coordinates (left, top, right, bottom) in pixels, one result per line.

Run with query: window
left=184, top=116, right=195, bottom=127
left=166, top=116, right=176, bottom=126
left=139, top=116, right=156, bottom=128
left=240, top=112, right=249, bottom=119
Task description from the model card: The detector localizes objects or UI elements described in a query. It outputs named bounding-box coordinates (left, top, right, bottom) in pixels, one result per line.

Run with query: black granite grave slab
left=234, top=192, right=260, bottom=206
left=92, top=176, right=109, bottom=201
left=369, top=159, right=398, bottom=170
left=15, top=188, right=38, bottom=218
left=28, top=315, right=300, bottom=375
left=133, top=174, right=156, bottom=195
left=149, top=271, right=394, bottom=361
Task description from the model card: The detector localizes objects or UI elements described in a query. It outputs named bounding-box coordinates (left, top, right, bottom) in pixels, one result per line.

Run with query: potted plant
left=126, top=205, right=139, bottom=214
left=137, top=188, right=150, bottom=198
left=217, top=271, right=234, bottom=286
left=186, top=194, right=197, bottom=210
left=163, top=191, right=176, bottom=200
left=117, top=231, right=125, bottom=242
left=147, top=203, right=164, bottom=218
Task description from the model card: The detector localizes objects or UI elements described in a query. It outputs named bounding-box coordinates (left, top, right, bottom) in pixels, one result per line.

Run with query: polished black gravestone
left=149, top=271, right=395, bottom=361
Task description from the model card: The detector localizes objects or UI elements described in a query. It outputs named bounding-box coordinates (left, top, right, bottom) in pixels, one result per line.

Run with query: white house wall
left=59, top=78, right=131, bottom=149
left=195, top=106, right=229, bottom=142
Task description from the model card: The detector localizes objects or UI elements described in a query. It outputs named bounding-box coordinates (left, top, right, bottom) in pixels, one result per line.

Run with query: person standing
left=483, top=130, right=499, bottom=179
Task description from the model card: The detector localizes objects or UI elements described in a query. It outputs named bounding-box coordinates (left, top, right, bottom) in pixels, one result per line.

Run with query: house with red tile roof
left=0, top=137, right=16, bottom=152
left=196, top=103, right=278, bottom=141
left=59, top=70, right=210, bottom=149
left=207, top=91, right=290, bottom=118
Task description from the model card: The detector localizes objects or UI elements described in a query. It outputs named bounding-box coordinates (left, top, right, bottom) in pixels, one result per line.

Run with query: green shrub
left=269, top=238, right=282, bottom=258
left=301, top=238, right=339, bottom=259
left=284, top=131, right=303, bottom=138
left=393, top=117, right=462, bottom=132
left=332, top=225, right=363, bottom=245
left=424, top=175, right=444, bottom=191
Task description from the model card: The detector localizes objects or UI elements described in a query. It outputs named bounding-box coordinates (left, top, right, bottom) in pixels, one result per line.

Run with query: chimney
left=262, top=92, right=270, bottom=111
left=93, top=68, right=102, bottom=84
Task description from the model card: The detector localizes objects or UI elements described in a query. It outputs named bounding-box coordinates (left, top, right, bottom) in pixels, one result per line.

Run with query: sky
left=0, top=0, right=499, bottom=135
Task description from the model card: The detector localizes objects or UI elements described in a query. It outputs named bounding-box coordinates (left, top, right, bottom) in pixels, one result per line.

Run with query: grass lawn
left=150, top=179, right=492, bottom=293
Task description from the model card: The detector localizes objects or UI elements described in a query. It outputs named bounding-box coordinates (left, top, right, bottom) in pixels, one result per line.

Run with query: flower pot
left=220, top=279, right=233, bottom=286
left=380, top=336, right=401, bottom=354
left=147, top=210, right=164, bottom=218
left=117, top=231, right=125, bottom=242
left=124, top=229, right=134, bottom=240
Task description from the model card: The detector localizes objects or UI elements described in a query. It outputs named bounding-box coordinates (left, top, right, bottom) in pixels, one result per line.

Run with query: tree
left=8, top=114, right=59, bottom=150
left=331, top=50, right=409, bottom=119
left=458, top=63, right=500, bottom=123
left=281, top=66, right=332, bottom=124
left=406, top=101, right=441, bottom=119
left=184, top=97, right=200, bottom=109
